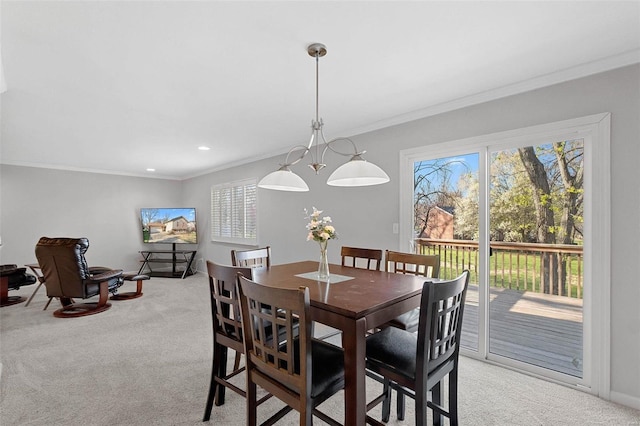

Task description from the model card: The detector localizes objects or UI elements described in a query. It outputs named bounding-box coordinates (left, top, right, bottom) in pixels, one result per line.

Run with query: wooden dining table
left=252, top=260, right=427, bottom=426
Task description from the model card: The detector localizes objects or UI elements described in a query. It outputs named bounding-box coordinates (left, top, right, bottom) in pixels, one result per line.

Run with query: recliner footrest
left=122, top=273, right=150, bottom=282
left=111, top=272, right=149, bottom=300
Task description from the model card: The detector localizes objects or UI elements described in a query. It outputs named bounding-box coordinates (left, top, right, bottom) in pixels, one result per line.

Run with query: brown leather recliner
left=35, top=237, right=124, bottom=318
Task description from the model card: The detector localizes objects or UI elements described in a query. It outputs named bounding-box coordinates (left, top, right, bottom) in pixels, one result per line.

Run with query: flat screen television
left=140, top=208, right=197, bottom=244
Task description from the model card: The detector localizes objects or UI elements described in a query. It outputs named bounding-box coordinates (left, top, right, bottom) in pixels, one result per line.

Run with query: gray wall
left=185, top=64, right=640, bottom=407
left=1, top=64, right=638, bottom=407
left=0, top=166, right=184, bottom=271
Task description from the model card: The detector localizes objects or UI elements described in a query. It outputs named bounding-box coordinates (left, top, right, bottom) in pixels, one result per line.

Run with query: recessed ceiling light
left=146, top=168, right=155, bottom=172
left=198, top=146, right=211, bottom=151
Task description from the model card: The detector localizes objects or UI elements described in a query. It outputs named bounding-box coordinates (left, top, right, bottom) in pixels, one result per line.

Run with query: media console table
left=137, top=248, right=197, bottom=279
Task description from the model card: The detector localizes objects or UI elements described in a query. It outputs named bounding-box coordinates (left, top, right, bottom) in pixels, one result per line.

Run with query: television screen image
left=140, top=208, right=197, bottom=244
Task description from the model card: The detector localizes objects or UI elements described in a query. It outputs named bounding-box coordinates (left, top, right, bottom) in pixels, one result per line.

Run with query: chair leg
left=24, top=280, right=44, bottom=307
left=396, top=388, right=405, bottom=421
left=247, top=374, right=258, bottom=426
left=214, top=346, right=228, bottom=406
left=43, top=297, right=54, bottom=310
left=98, top=281, right=109, bottom=307
left=432, top=381, right=443, bottom=426
left=203, top=342, right=220, bottom=421
left=416, top=385, right=428, bottom=426
left=302, top=401, right=313, bottom=426
left=381, top=378, right=392, bottom=422
left=449, top=370, right=459, bottom=426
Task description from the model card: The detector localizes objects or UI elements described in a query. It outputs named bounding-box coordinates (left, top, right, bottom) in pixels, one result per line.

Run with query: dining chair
left=203, top=261, right=269, bottom=422
left=381, top=250, right=442, bottom=417
left=229, top=246, right=272, bottom=371
left=329, top=245, right=384, bottom=341
left=385, top=249, right=440, bottom=278
left=231, top=246, right=271, bottom=269
left=340, top=246, right=383, bottom=271
left=384, top=250, right=440, bottom=332
left=237, top=275, right=345, bottom=426
left=229, top=246, right=272, bottom=370
left=365, top=270, right=470, bottom=426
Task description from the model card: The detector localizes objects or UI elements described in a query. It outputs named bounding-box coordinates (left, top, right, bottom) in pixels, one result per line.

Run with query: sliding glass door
left=400, top=113, right=610, bottom=391
left=488, top=140, right=584, bottom=377
left=412, top=153, right=481, bottom=352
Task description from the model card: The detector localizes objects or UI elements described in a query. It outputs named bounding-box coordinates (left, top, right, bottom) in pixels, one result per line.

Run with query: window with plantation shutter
left=211, top=179, right=257, bottom=245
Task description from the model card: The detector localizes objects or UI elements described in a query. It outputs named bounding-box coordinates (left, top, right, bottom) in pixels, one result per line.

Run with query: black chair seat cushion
left=292, top=338, right=345, bottom=398
left=366, top=326, right=417, bottom=381
left=11, top=273, right=37, bottom=289
left=0, top=265, right=37, bottom=290
left=388, top=308, right=420, bottom=331
left=0, top=264, right=22, bottom=276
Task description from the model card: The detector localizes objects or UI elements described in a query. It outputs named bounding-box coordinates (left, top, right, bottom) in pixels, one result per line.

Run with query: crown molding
left=344, top=49, right=640, bottom=138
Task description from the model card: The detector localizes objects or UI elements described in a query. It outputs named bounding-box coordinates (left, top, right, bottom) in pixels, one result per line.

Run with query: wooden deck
left=461, top=284, right=583, bottom=377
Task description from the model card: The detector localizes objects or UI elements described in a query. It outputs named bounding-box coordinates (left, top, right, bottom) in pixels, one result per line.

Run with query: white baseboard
left=610, top=390, right=640, bottom=411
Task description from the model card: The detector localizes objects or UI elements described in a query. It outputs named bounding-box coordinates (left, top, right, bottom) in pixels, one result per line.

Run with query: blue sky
left=416, top=152, right=479, bottom=191
left=141, top=208, right=196, bottom=223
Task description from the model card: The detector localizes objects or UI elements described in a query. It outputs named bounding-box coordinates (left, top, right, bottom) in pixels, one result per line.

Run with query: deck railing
left=415, top=238, right=584, bottom=299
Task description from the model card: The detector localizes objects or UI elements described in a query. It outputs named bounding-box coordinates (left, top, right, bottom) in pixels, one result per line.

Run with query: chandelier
left=258, top=43, right=390, bottom=192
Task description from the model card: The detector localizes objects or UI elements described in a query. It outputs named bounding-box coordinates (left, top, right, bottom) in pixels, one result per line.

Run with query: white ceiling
left=1, top=1, right=639, bottom=180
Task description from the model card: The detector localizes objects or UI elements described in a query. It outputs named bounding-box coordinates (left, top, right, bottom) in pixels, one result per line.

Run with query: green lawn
left=422, top=247, right=583, bottom=299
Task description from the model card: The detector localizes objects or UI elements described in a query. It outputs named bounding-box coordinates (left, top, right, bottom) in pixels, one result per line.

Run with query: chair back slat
left=231, top=246, right=271, bottom=269
left=417, top=270, right=469, bottom=374
left=385, top=250, right=440, bottom=278
left=341, top=246, right=383, bottom=271
left=206, top=261, right=253, bottom=344
left=238, top=275, right=311, bottom=403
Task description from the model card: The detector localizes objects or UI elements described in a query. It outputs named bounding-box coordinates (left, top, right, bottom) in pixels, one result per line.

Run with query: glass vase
left=318, top=240, right=330, bottom=281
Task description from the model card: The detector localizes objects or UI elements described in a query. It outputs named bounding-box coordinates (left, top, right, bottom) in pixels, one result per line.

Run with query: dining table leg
left=341, top=317, right=367, bottom=426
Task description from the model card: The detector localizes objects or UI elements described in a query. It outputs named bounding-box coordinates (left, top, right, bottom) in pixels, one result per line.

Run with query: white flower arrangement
left=305, top=207, right=337, bottom=242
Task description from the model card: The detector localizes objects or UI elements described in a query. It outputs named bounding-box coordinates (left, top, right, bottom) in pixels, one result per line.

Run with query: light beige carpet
left=1, top=273, right=638, bottom=425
